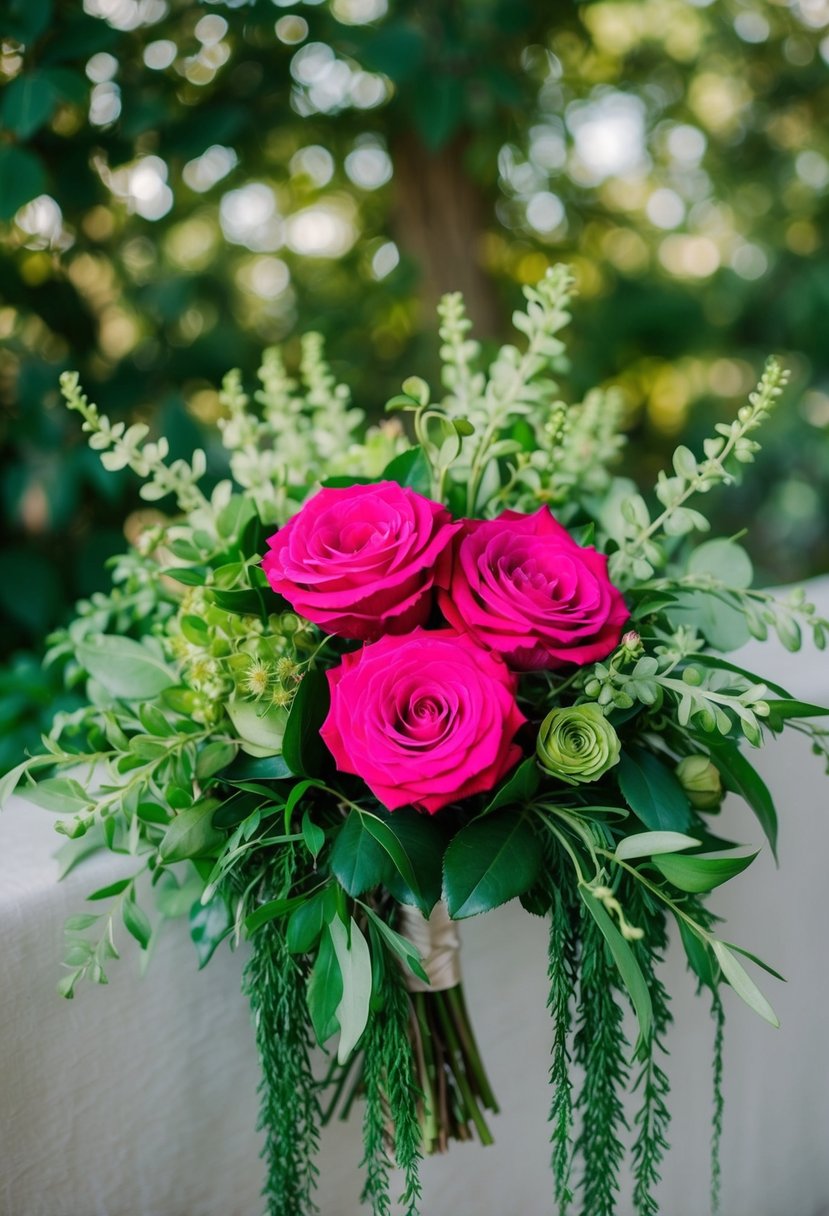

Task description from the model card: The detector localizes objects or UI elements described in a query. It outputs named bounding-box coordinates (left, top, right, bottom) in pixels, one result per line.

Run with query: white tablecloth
left=2, top=583, right=829, bottom=1216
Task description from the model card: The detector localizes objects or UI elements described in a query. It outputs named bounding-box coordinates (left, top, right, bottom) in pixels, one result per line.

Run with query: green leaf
left=705, top=737, right=778, bottom=859
left=652, top=849, right=758, bottom=893
left=196, top=740, right=238, bottom=781
left=483, top=757, right=539, bottom=814
left=711, top=940, right=779, bottom=1027
left=723, top=942, right=786, bottom=983
left=1, top=72, right=60, bottom=138
left=307, top=924, right=342, bottom=1045
left=330, top=810, right=393, bottom=897
left=688, top=538, right=753, bottom=589
left=87, top=878, right=131, bottom=902
left=244, top=893, right=307, bottom=936
left=615, top=831, right=700, bottom=862
left=212, top=586, right=274, bottom=617
left=362, top=906, right=429, bottom=985
left=617, top=747, right=692, bottom=832
left=381, top=447, right=432, bottom=495
left=17, top=776, right=90, bottom=815
left=64, top=913, right=100, bottom=931
left=369, top=806, right=444, bottom=915
left=282, top=668, right=331, bottom=777
left=159, top=799, right=223, bottom=862
left=189, top=895, right=231, bottom=968
left=689, top=654, right=791, bottom=699
left=123, top=896, right=151, bottom=950
left=666, top=590, right=750, bottom=653
left=329, top=916, right=372, bottom=1064
left=221, top=752, right=293, bottom=782
left=443, top=812, right=541, bottom=919
left=76, top=636, right=176, bottom=700
left=763, top=698, right=829, bottom=724
left=286, top=889, right=330, bottom=954
left=216, top=494, right=257, bottom=540
left=677, top=917, right=716, bottom=989
left=0, top=146, right=47, bottom=220
left=301, top=810, right=325, bottom=858
left=580, top=887, right=653, bottom=1045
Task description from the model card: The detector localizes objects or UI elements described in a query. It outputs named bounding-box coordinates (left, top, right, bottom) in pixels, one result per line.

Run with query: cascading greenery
left=5, top=268, right=829, bottom=1216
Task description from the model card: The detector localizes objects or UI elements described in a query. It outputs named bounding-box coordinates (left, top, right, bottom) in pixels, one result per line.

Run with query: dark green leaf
left=580, top=887, right=653, bottom=1044
left=221, top=752, right=293, bottom=782
left=380, top=447, right=432, bottom=495
left=282, top=668, right=331, bottom=777
left=330, top=810, right=394, bottom=896
left=301, top=809, right=325, bottom=858
left=483, top=757, right=539, bottom=814
left=363, top=807, right=443, bottom=916
left=617, top=747, right=692, bottom=831
left=0, top=146, right=47, bottom=220
left=1, top=72, right=60, bottom=138
left=287, top=889, right=330, bottom=954
left=677, top=917, right=716, bottom=989
left=307, top=924, right=342, bottom=1045
left=652, top=849, right=758, bottom=893
left=244, top=893, right=307, bottom=935
left=705, top=737, right=778, bottom=859
left=443, top=812, right=541, bottom=919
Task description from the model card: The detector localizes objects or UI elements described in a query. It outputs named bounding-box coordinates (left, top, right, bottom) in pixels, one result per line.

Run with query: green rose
left=536, top=704, right=621, bottom=785
left=676, top=755, right=723, bottom=810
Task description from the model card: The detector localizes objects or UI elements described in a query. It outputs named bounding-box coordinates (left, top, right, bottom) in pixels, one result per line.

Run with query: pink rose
left=438, top=507, right=628, bottom=670
left=262, top=482, right=458, bottom=641
left=320, top=629, right=526, bottom=814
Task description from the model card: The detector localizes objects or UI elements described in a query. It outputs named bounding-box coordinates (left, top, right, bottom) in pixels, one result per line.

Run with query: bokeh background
left=2, top=0, right=828, bottom=768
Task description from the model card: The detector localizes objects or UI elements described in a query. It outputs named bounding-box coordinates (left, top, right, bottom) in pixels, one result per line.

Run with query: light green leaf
left=329, top=916, right=372, bottom=1064
left=615, top=831, right=700, bottom=862
left=189, top=895, right=231, bottom=968
left=580, top=887, right=653, bottom=1044
left=688, top=538, right=754, bottom=589
left=77, top=636, right=176, bottom=700
left=712, top=940, right=779, bottom=1027
left=652, top=849, right=758, bottom=893
left=195, top=740, right=238, bottom=781
left=159, top=799, right=223, bottom=862
left=17, top=776, right=90, bottom=815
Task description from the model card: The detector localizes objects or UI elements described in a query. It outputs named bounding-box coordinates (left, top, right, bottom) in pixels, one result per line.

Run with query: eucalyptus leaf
left=688, top=538, right=754, bottom=589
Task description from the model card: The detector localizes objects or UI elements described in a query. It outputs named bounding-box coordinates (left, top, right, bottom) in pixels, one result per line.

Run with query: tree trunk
left=390, top=130, right=503, bottom=340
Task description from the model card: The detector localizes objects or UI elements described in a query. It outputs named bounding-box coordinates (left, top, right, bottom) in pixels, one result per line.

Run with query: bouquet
left=5, top=266, right=829, bottom=1216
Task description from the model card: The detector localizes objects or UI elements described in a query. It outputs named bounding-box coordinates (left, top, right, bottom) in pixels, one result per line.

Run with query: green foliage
left=573, top=906, right=630, bottom=1216
left=442, top=812, right=541, bottom=919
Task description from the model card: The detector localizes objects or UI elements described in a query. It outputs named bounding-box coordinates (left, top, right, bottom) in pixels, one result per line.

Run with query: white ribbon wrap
left=397, top=901, right=462, bottom=993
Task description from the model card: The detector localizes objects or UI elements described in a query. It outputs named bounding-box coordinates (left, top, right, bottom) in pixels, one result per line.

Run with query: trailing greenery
left=573, top=905, right=630, bottom=1216
left=547, top=882, right=578, bottom=1214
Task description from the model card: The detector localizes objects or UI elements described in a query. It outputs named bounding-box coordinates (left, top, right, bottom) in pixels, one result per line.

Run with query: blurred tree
left=1, top=0, right=829, bottom=663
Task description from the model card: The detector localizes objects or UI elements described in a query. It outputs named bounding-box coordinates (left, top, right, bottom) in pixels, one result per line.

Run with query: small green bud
left=536, top=704, right=621, bottom=785
left=682, top=666, right=703, bottom=686
left=676, top=755, right=723, bottom=810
